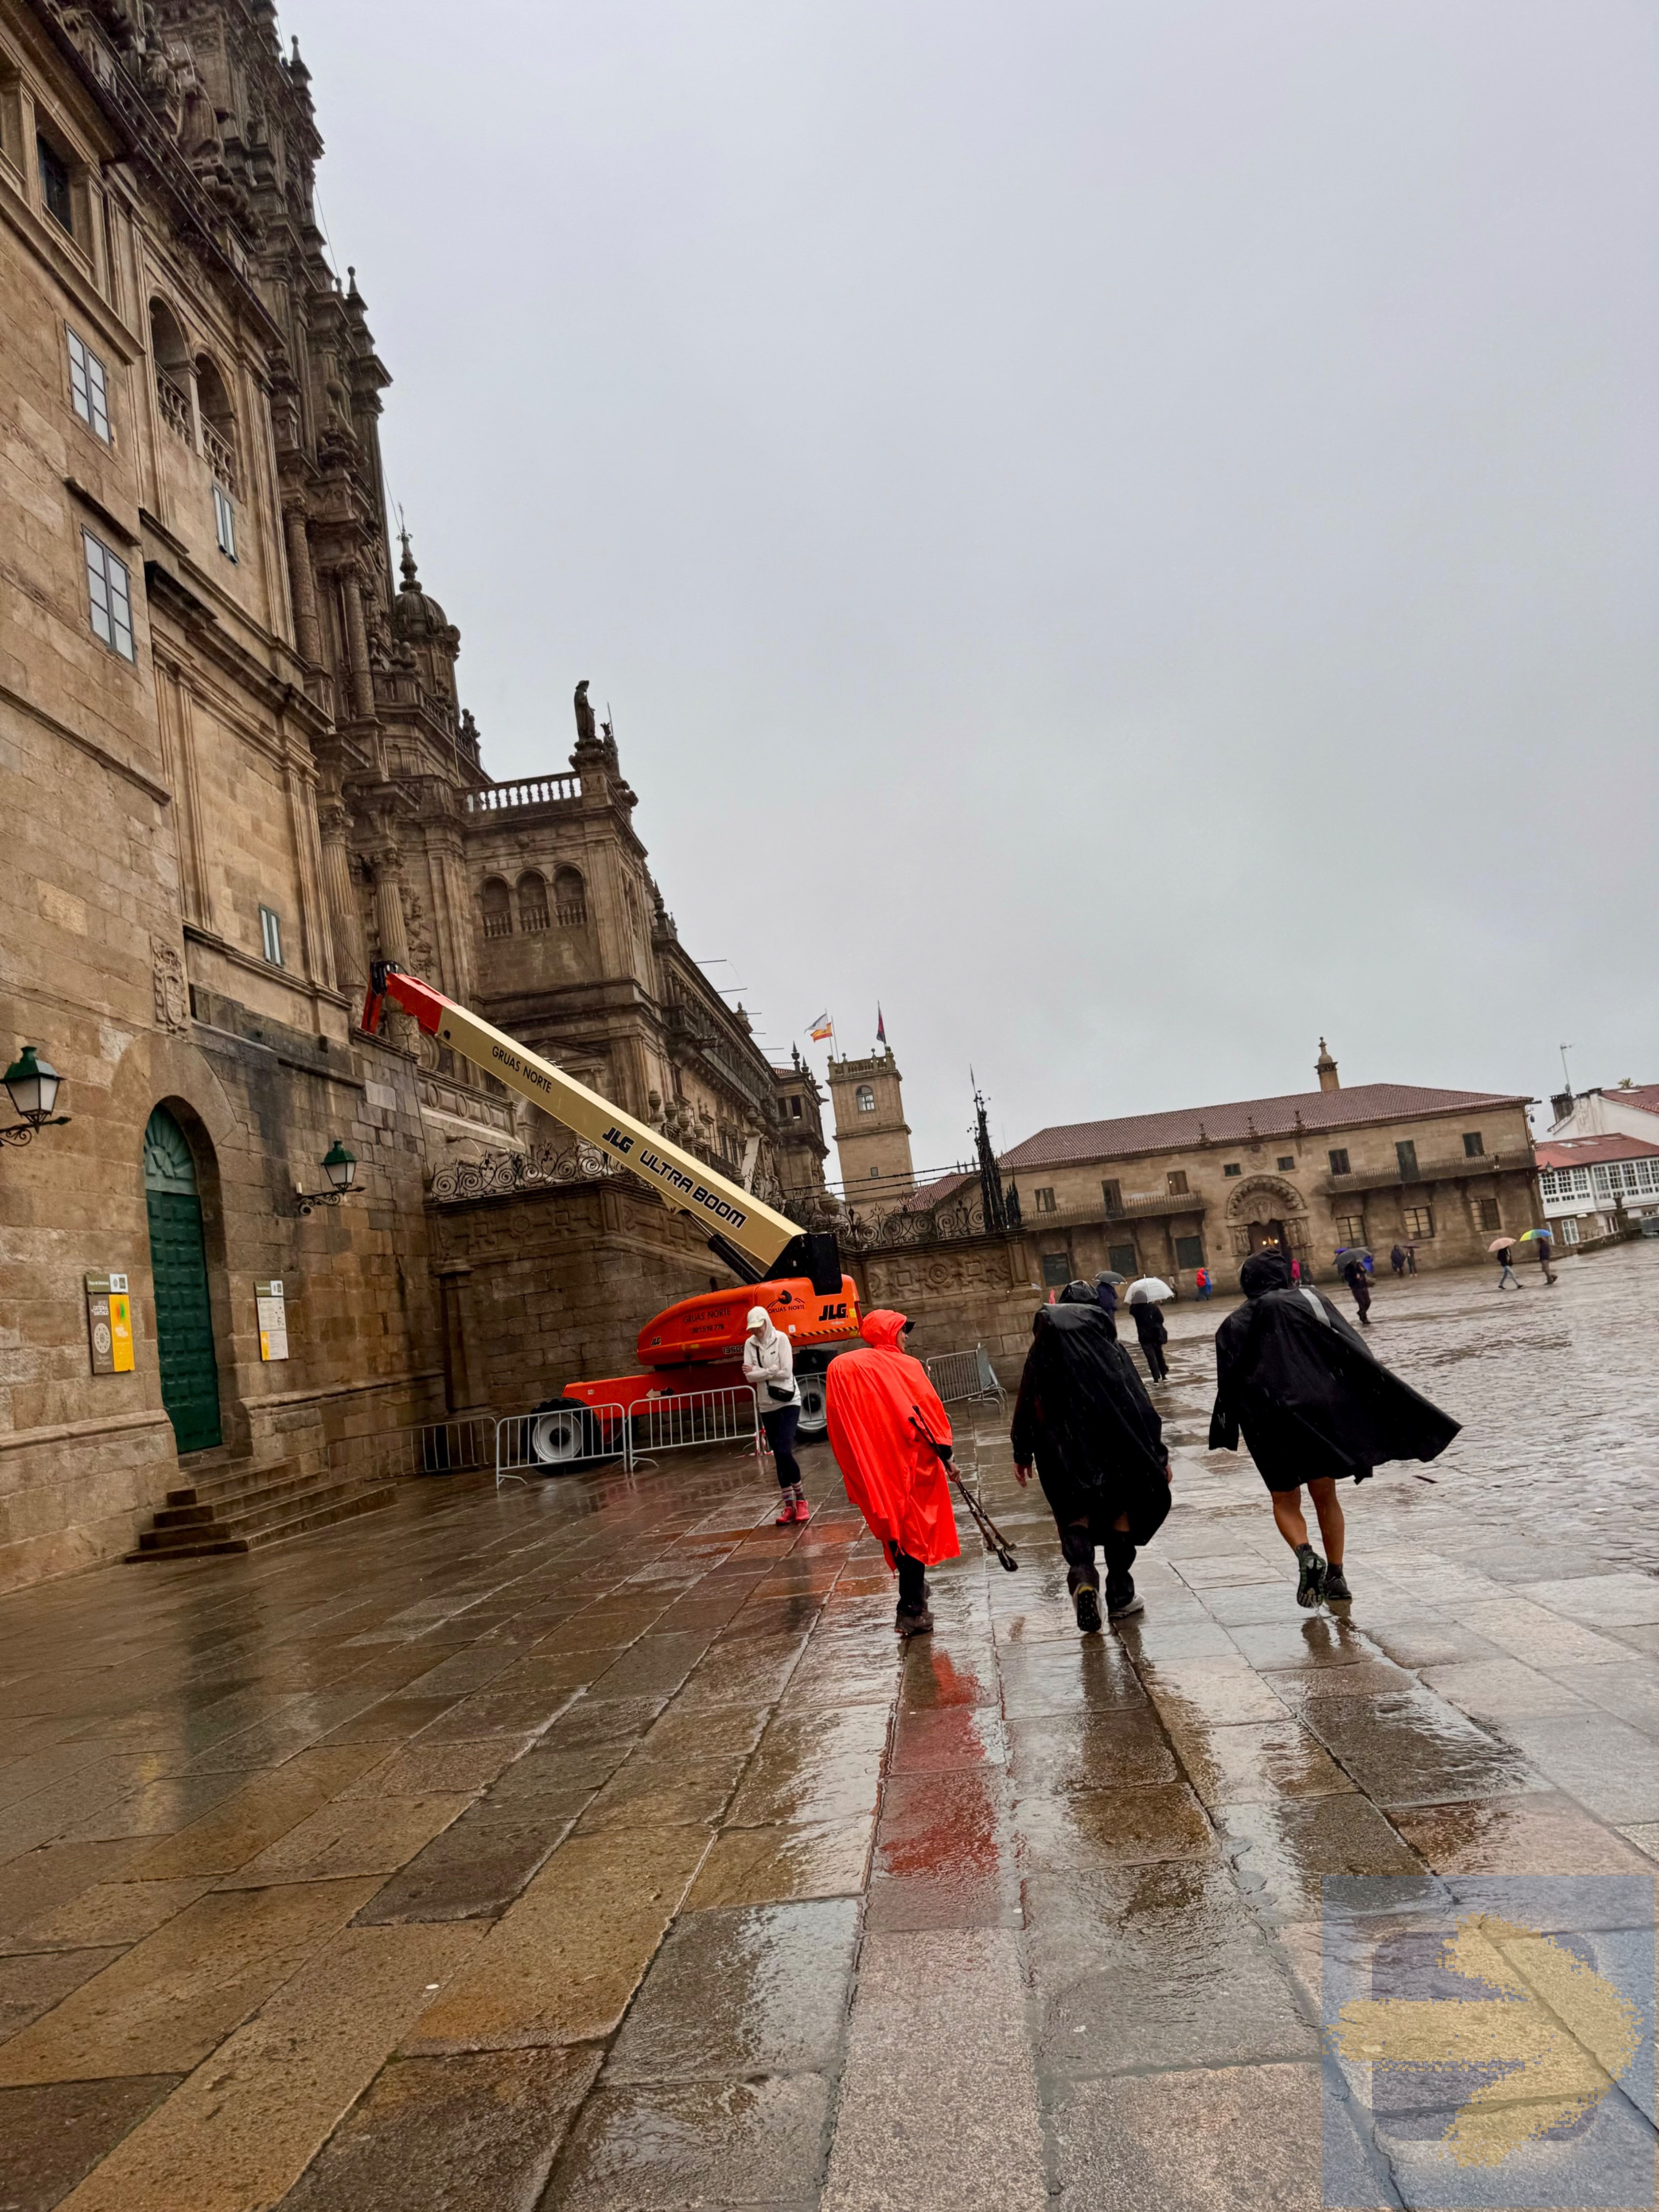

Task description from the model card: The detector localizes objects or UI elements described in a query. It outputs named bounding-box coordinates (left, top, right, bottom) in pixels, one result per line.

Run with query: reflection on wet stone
left=5, top=1252, right=1659, bottom=2204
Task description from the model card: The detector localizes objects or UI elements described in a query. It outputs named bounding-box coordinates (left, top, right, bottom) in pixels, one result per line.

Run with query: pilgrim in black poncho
left=1011, top=1284, right=1171, bottom=1630
left=1209, top=1251, right=1459, bottom=1490
left=1209, top=1251, right=1459, bottom=1610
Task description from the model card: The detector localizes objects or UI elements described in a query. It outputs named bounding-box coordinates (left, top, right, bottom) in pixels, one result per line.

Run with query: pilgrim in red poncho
left=826, top=1310, right=960, bottom=1632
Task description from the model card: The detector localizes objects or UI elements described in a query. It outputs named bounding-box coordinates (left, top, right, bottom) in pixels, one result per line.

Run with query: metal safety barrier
left=330, top=1413, right=494, bottom=1484
left=494, top=1401, right=631, bottom=1489
left=925, top=1344, right=1007, bottom=1410
left=628, top=1385, right=761, bottom=1471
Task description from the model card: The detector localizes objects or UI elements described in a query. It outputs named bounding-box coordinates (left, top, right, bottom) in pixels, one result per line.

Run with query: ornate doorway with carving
left=1226, top=1176, right=1309, bottom=1265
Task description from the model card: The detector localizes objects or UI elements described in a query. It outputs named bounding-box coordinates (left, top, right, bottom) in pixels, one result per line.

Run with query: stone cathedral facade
left=0, top=0, right=826, bottom=1589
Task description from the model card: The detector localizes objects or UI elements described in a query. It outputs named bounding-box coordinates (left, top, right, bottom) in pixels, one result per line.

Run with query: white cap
left=746, top=1306, right=770, bottom=1332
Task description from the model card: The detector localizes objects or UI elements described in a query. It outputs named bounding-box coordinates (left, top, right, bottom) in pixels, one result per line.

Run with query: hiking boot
left=791, top=1497, right=812, bottom=1524
left=1106, top=1584, right=1144, bottom=1622
left=895, top=1605, right=934, bottom=1638
left=1074, top=1581, right=1103, bottom=1635
left=775, top=1498, right=797, bottom=1525
left=1295, top=1545, right=1327, bottom=1608
left=1324, top=1565, right=1352, bottom=1604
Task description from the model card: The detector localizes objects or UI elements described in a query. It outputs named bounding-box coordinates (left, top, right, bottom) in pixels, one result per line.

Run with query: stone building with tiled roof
left=931, top=1042, right=1541, bottom=1292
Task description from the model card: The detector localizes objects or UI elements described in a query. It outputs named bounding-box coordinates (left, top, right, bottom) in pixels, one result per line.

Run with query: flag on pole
left=875, top=1004, right=887, bottom=1047
left=809, top=1012, right=834, bottom=1042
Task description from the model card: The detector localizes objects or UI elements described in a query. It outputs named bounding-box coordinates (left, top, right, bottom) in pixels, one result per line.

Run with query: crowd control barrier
left=628, top=1384, right=761, bottom=1472
left=924, top=1344, right=1007, bottom=1410
left=329, top=1413, right=494, bottom=1484
left=494, top=1401, right=631, bottom=1488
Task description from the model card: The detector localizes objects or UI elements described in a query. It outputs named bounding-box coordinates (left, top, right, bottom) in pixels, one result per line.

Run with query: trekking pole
left=909, top=1408, right=1018, bottom=1572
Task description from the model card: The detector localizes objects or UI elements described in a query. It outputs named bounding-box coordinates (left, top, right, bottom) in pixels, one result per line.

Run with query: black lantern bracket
left=294, top=1138, right=360, bottom=1216
left=2, top=1045, right=70, bottom=1147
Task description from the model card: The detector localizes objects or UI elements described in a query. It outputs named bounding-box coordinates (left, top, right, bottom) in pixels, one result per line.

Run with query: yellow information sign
left=86, top=1273, right=134, bottom=1375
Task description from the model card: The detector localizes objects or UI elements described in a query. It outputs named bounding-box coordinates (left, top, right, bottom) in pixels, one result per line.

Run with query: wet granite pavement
left=1, top=1243, right=1657, bottom=2209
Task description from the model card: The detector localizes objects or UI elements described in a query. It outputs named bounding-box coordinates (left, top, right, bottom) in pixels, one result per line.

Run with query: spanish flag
left=809, top=1012, right=833, bottom=1042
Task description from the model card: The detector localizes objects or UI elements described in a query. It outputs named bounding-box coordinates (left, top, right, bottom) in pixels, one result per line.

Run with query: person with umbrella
left=1093, top=1271, right=1122, bottom=1339
left=825, top=1309, right=960, bottom=1638
left=1522, top=1227, right=1558, bottom=1286
left=1012, top=1281, right=1171, bottom=1630
left=1210, top=1249, right=1459, bottom=1608
left=1492, top=1237, right=1524, bottom=1290
left=1126, top=1275, right=1173, bottom=1383
left=1337, top=1246, right=1372, bottom=1326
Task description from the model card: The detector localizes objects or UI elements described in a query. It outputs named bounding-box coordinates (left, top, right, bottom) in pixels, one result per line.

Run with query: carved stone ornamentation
left=151, top=936, right=189, bottom=1032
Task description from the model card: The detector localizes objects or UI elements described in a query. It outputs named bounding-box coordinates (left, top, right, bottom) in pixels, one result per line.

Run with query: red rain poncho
left=825, top=1310, right=961, bottom=1567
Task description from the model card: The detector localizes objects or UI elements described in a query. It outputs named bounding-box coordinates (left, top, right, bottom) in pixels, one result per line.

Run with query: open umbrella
left=1519, top=1226, right=1553, bottom=1242
left=1126, top=1276, right=1174, bottom=1303
left=1487, top=1236, right=1516, bottom=1253
left=1335, top=1246, right=1372, bottom=1270
left=1096, top=1271, right=1127, bottom=1286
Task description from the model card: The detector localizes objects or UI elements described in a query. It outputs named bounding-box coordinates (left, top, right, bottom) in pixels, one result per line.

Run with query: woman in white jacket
left=743, top=1306, right=808, bottom=1523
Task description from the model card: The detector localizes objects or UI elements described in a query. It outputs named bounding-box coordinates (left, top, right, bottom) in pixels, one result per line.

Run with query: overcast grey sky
left=291, top=0, right=1659, bottom=1172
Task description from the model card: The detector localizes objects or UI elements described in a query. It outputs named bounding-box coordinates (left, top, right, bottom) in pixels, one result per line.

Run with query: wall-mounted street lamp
left=295, top=1139, right=359, bottom=1215
left=1, top=1046, right=70, bottom=1147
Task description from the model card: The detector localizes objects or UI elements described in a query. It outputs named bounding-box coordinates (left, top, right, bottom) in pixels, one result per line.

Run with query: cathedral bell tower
left=827, top=1043, right=914, bottom=1206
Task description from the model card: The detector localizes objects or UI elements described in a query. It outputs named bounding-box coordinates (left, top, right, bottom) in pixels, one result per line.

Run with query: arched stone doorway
left=144, top=1106, right=222, bottom=1454
left=1225, top=1176, right=1309, bottom=1264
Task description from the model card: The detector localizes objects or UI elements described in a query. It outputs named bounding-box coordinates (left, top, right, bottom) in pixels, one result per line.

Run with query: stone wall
left=428, top=1179, right=724, bottom=1415
left=848, top=1232, right=1046, bottom=1388
left=0, top=991, right=445, bottom=1594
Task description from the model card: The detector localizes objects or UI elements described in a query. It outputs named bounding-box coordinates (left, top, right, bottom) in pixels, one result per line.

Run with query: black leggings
left=761, top=1405, right=801, bottom=1488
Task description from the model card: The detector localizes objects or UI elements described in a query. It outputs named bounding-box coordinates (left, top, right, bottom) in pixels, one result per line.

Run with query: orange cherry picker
left=362, top=963, right=862, bottom=1459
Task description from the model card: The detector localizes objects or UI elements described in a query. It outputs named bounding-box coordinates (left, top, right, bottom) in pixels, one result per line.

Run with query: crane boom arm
left=364, top=963, right=803, bottom=1269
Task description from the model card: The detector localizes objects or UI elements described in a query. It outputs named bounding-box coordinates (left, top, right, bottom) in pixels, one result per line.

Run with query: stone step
left=221, top=1475, right=386, bottom=1541
left=151, top=1501, right=219, bottom=1530
left=128, top=1471, right=397, bottom=1563
left=128, top=1521, right=242, bottom=1558
left=188, top=1461, right=337, bottom=1511
left=236, top=1482, right=397, bottom=1550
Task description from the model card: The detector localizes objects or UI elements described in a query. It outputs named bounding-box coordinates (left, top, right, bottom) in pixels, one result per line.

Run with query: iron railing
left=430, top=1142, right=628, bottom=1203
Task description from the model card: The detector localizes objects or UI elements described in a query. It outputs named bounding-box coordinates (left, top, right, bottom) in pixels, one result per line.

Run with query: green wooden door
left=144, top=1107, right=222, bottom=1454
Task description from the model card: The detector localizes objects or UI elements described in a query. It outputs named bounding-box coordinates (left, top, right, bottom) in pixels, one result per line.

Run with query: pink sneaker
left=775, top=1499, right=796, bottom=1525
left=792, top=1497, right=812, bottom=1524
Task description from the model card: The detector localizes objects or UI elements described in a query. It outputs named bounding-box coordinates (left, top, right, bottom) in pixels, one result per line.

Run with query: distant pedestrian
left=1092, top=1273, right=1120, bottom=1340
left=1340, top=1255, right=1372, bottom=1327
left=1290, top=1257, right=1301, bottom=1283
left=1494, top=1244, right=1524, bottom=1291
left=744, top=1307, right=807, bottom=1522
left=1195, top=1267, right=1213, bottom=1301
left=1129, top=1291, right=1169, bottom=1383
left=1533, top=1235, right=1559, bottom=1286
left=1209, top=1250, right=1459, bottom=1609
left=1390, top=1244, right=1406, bottom=1277
left=825, top=1310, right=960, bottom=1637
left=1405, top=1244, right=1418, bottom=1276
left=1013, top=1281, right=1170, bottom=1631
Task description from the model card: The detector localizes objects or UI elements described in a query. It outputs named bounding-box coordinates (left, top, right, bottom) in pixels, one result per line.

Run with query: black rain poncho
left=1011, top=1297, right=1172, bottom=1543
left=1209, top=1251, right=1459, bottom=1492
